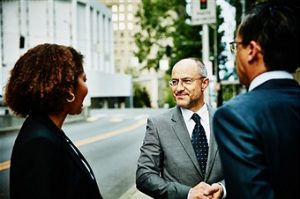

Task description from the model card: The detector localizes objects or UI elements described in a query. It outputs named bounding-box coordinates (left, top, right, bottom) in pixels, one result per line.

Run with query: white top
left=180, top=103, right=210, bottom=143
left=183, top=104, right=227, bottom=198
left=248, top=71, right=293, bottom=91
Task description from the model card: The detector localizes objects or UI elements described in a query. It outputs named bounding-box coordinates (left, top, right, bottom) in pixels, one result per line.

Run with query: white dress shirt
left=180, top=103, right=211, bottom=143
left=249, top=70, right=293, bottom=91
left=181, top=104, right=227, bottom=198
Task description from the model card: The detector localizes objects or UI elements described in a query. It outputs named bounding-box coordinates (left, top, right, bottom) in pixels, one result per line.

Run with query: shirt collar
left=180, top=103, right=208, bottom=122
left=248, top=71, right=293, bottom=91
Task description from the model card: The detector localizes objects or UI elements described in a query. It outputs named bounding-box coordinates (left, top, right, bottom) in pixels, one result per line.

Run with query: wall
left=0, top=0, right=131, bottom=107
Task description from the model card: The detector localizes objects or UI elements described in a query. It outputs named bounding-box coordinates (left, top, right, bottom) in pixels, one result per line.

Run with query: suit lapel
left=41, top=114, right=98, bottom=188
left=171, top=106, right=202, bottom=176
left=205, top=105, right=218, bottom=180
left=62, top=134, right=96, bottom=181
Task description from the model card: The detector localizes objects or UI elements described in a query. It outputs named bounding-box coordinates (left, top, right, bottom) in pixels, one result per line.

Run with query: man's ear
left=201, top=78, right=209, bottom=91
left=248, top=40, right=261, bottom=62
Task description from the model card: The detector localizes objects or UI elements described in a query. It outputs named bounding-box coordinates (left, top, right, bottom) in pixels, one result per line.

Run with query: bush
left=133, top=83, right=151, bottom=108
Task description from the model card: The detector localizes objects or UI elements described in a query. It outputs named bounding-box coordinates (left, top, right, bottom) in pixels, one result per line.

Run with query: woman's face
left=68, top=72, right=88, bottom=115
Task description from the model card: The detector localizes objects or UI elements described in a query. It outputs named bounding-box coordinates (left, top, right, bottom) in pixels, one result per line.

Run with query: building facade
left=0, top=0, right=132, bottom=109
left=100, top=0, right=169, bottom=108
left=100, top=0, right=139, bottom=74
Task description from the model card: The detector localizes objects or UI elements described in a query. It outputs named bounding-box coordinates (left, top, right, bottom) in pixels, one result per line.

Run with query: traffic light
left=165, top=45, right=172, bottom=57
left=200, top=0, right=207, bottom=10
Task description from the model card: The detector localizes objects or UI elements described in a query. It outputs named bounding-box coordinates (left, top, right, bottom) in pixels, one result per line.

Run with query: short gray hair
left=188, top=57, right=207, bottom=77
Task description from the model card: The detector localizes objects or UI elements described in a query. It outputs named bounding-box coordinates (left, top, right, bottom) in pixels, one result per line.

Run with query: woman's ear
left=66, top=92, right=75, bottom=103
left=65, top=88, right=75, bottom=103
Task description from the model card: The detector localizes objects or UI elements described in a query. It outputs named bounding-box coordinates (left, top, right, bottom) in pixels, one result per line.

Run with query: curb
left=0, top=114, right=86, bottom=133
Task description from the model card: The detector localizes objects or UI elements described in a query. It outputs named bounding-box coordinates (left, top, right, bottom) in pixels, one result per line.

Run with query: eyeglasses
left=169, top=77, right=206, bottom=87
left=229, top=41, right=243, bottom=54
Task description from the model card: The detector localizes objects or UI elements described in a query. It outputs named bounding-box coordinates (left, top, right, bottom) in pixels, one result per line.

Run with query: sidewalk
left=119, top=185, right=152, bottom=199
left=0, top=107, right=88, bottom=132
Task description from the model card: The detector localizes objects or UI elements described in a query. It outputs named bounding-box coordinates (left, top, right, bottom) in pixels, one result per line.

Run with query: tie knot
left=191, top=113, right=201, bottom=124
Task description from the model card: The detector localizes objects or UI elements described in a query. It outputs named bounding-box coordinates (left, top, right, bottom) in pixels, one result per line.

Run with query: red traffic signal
left=200, top=0, right=207, bottom=10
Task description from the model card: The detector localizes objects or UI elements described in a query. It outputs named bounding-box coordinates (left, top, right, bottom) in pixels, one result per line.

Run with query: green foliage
left=164, top=90, right=176, bottom=108
left=134, top=0, right=180, bottom=71
left=134, top=0, right=227, bottom=74
left=221, top=84, right=236, bottom=102
left=135, top=0, right=228, bottom=105
left=163, top=74, right=176, bottom=108
left=133, top=82, right=151, bottom=108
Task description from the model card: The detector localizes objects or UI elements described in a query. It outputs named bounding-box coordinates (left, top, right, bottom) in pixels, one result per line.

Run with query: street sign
left=191, top=0, right=216, bottom=25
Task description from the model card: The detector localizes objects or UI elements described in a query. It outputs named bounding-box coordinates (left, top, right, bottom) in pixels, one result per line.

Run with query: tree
left=133, top=82, right=151, bottom=108
left=134, top=0, right=180, bottom=71
left=134, top=0, right=226, bottom=71
left=134, top=0, right=228, bottom=106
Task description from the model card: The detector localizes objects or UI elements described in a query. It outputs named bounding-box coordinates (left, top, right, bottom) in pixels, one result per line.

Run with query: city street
left=0, top=108, right=164, bottom=199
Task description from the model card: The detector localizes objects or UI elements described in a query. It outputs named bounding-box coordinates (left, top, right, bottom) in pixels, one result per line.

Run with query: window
left=119, top=4, right=125, bottom=12
left=127, top=5, right=133, bottom=12
left=127, top=13, right=133, bottom=21
left=112, top=14, right=118, bottom=21
left=127, top=22, right=133, bottom=30
left=119, top=13, right=125, bottom=21
left=112, top=5, right=118, bottom=12
left=119, top=22, right=125, bottom=30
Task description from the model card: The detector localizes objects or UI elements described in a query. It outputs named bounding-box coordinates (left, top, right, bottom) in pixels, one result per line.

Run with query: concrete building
left=0, top=0, right=132, bottom=109
left=100, top=0, right=168, bottom=108
left=100, top=0, right=139, bottom=74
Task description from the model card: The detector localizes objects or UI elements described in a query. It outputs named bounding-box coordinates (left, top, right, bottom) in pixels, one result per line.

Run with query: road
left=0, top=108, right=164, bottom=199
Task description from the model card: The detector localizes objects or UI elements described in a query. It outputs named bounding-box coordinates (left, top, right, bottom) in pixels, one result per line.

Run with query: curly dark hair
left=4, top=43, right=84, bottom=117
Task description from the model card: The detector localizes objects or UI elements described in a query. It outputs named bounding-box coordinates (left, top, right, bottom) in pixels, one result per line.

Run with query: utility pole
left=191, top=0, right=216, bottom=106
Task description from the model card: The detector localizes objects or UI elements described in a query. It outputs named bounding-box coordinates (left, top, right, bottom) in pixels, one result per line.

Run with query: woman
left=5, top=43, right=103, bottom=199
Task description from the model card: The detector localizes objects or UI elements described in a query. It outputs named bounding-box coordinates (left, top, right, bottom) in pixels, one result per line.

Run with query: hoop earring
left=66, top=93, right=75, bottom=103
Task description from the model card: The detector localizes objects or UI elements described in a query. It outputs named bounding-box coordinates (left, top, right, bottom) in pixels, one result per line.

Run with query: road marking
left=75, top=119, right=145, bottom=147
left=0, top=160, right=10, bottom=171
left=0, top=119, right=146, bottom=171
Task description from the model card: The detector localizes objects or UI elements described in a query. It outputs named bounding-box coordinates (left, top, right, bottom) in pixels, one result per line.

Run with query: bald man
left=136, top=58, right=225, bottom=199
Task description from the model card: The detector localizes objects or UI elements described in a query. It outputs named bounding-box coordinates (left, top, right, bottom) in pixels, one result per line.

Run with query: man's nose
left=176, top=81, right=185, bottom=91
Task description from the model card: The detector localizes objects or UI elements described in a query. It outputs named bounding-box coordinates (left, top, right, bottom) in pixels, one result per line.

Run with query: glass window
left=127, top=22, right=133, bottom=30
left=119, top=22, right=125, bottom=30
left=127, top=13, right=133, bottom=21
left=112, top=5, right=118, bottom=12
left=112, top=14, right=118, bottom=21
left=119, top=13, right=125, bottom=21
left=119, top=4, right=125, bottom=12
left=127, top=5, right=133, bottom=12
left=113, top=23, right=118, bottom=30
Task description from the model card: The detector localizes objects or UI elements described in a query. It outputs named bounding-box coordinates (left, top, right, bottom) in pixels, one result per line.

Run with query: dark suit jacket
left=213, top=79, right=300, bottom=199
left=10, top=113, right=103, bottom=199
left=136, top=105, right=224, bottom=199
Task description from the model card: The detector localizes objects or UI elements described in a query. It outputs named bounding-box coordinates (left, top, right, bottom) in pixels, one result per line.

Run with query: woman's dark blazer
left=10, top=113, right=103, bottom=199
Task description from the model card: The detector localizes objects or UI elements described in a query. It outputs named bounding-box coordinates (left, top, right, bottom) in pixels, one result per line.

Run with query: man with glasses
left=136, top=58, right=225, bottom=199
left=213, top=2, right=300, bottom=199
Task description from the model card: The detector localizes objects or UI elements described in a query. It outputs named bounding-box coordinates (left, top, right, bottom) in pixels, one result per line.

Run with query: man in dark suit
left=136, top=58, right=225, bottom=199
left=213, top=2, right=300, bottom=199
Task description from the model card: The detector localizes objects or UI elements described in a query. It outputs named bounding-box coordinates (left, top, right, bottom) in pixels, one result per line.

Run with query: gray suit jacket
left=136, top=105, right=224, bottom=199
